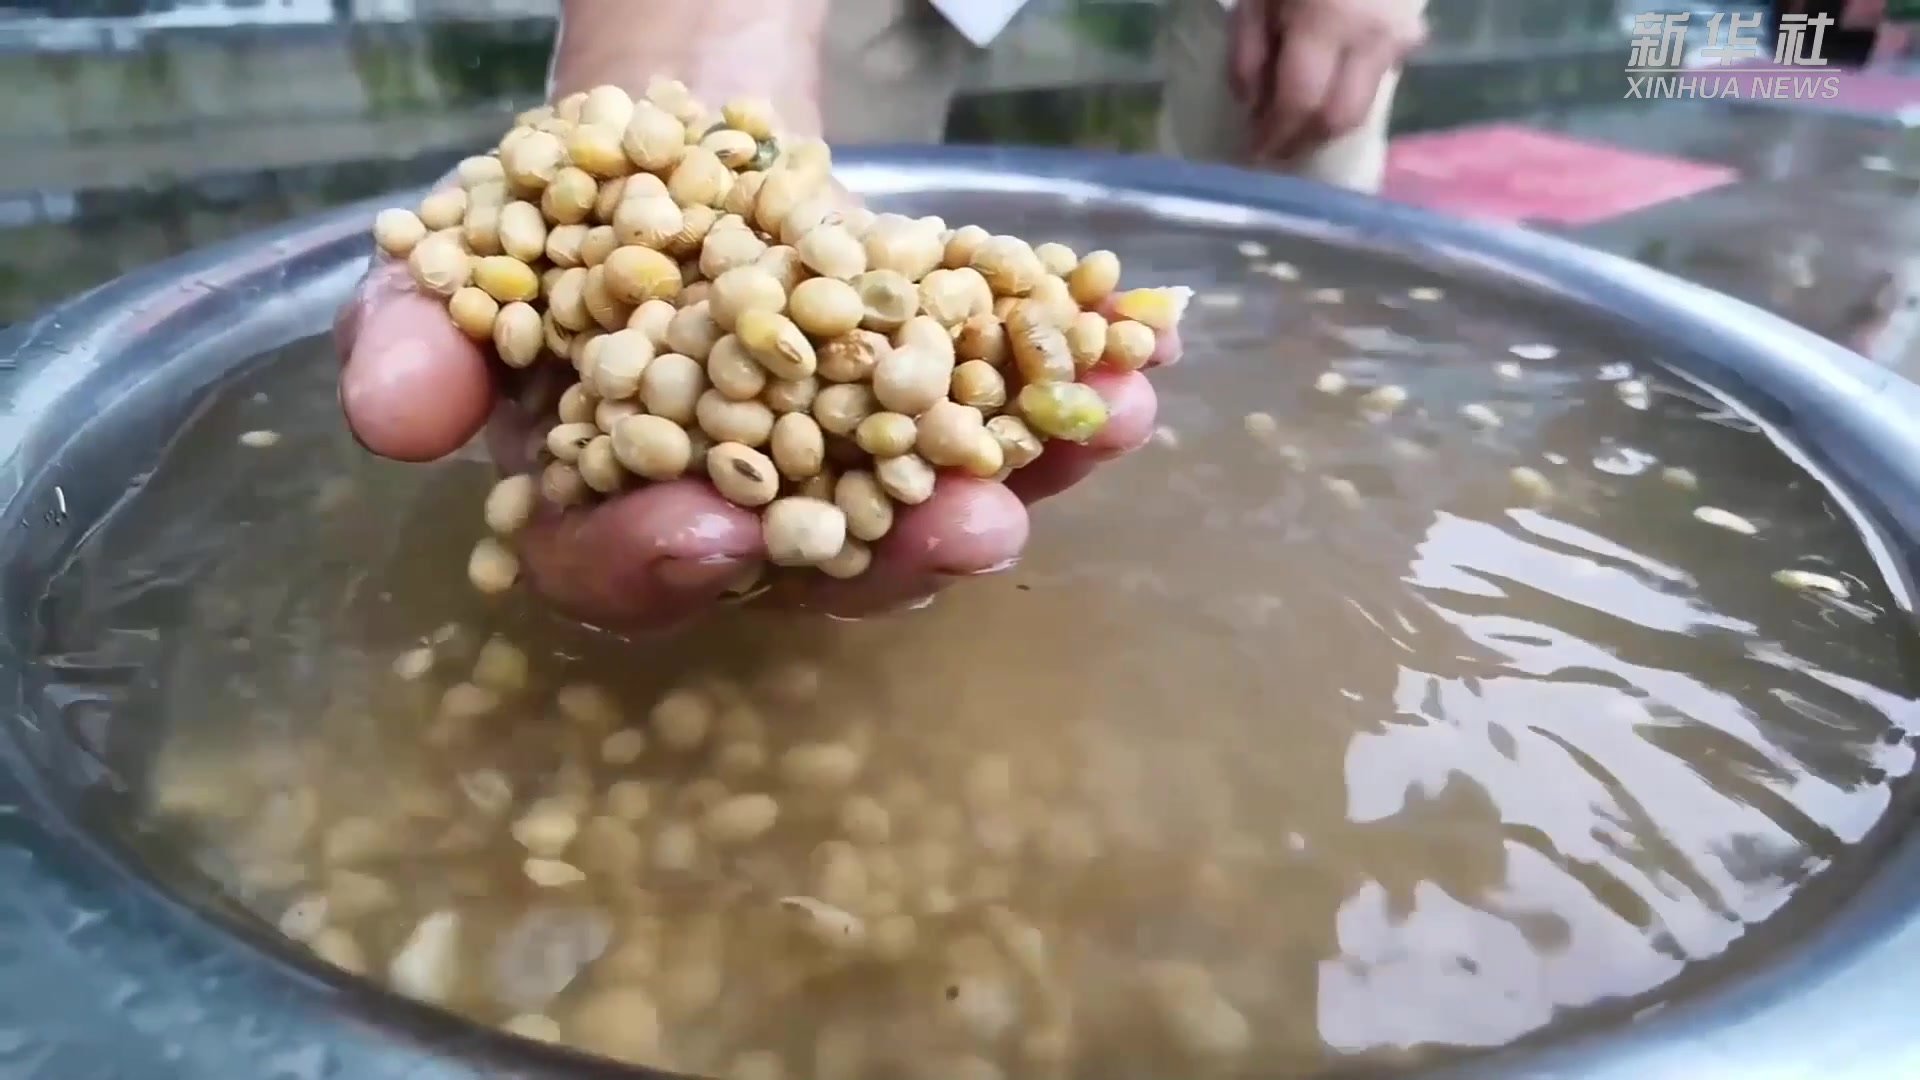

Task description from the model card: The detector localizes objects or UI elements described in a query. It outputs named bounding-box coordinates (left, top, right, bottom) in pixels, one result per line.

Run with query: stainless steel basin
left=0, top=146, right=1917, bottom=1079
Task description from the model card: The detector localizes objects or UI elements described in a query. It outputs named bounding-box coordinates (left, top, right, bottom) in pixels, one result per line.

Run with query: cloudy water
left=29, top=204, right=1920, bottom=1077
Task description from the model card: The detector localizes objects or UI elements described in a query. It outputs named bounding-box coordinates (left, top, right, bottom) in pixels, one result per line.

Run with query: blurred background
left=0, top=0, right=1644, bottom=325
left=2, top=0, right=1917, bottom=369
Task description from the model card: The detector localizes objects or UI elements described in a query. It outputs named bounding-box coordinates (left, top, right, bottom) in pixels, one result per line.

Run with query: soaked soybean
left=41, top=199, right=1920, bottom=1080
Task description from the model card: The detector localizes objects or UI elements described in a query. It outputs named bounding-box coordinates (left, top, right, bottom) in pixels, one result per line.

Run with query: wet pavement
left=1386, top=97, right=1920, bottom=379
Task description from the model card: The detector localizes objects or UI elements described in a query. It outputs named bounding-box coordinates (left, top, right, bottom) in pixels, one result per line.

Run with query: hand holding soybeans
left=337, top=79, right=1186, bottom=632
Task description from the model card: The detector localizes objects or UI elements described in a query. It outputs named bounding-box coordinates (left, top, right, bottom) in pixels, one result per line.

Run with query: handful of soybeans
left=371, top=77, right=1186, bottom=593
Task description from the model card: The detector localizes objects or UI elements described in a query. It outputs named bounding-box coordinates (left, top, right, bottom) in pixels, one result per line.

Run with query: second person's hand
left=1230, top=0, right=1427, bottom=165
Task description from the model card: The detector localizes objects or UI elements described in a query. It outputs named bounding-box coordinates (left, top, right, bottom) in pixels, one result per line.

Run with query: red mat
left=1382, top=124, right=1741, bottom=227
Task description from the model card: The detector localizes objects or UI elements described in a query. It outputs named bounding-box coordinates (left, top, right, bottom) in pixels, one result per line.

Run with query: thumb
left=337, top=261, right=496, bottom=464
left=518, top=479, right=766, bottom=631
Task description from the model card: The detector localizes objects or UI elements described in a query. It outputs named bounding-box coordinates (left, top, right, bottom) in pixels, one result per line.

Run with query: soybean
left=408, top=236, right=470, bottom=297
left=709, top=443, right=782, bottom=507
left=374, top=208, right=427, bottom=257
left=789, top=277, right=864, bottom=339
left=640, top=352, right=707, bottom=424
left=613, top=415, right=693, bottom=481
left=1018, top=382, right=1110, bottom=443
left=468, top=538, right=519, bottom=594
left=709, top=335, right=770, bottom=401
left=835, top=470, right=895, bottom=541
left=876, top=453, right=936, bottom=505
left=474, top=256, right=539, bottom=304
left=736, top=309, right=817, bottom=380
left=373, top=81, right=1175, bottom=588
left=950, top=360, right=1008, bottom=411
left=483, top=474, right=538, bottom=536
left=697, top=390, right=777, bottom=446
left=1103, top=319, right=1155, bottom=371
left=763, top=497, right=848, bottom=567
left=872, top=346, right=952, bottom=416
left=763, top=375, right=819, bottom=416
left=771, top=413, right=827, bottom=480
left=448, top=287, right=499, bottom=340
left=855, top=412, right=917, bottom=458
left=417, top=188, right=469, bottom=232
left=818, top=329, right=888, bottom=384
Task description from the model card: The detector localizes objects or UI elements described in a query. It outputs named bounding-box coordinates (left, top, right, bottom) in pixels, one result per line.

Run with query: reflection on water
left=29, top=198, right=1920, bottom=1074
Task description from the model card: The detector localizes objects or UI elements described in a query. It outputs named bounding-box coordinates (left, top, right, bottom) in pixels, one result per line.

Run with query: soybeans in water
left=58, top=199, right=1915, bottom=1078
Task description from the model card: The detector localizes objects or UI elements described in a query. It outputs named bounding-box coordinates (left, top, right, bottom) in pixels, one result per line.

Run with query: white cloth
left=924, top=0, right=1029, bottom=46
left=925, top=0, right=1235, bottom=46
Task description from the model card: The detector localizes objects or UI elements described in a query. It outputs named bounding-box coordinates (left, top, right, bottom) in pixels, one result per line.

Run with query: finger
left=517, top=479, right=765, bottom=631
left=780, top=477, right=1030, bottom=618
left=333, top=168, right=459, bottom=357
left=1148, top=323, right=1183, bottom=368
left=1255, top=32, right=1338, bottom=163
left=338, top=260, right=495, bottom=463
left=1227, top=0, right=1271, bottom=104
left=1306, top=40, right=1395, bottom=149
left=332, top=257, right=417, bottom=362
left=1004, top=370, right=1157, bottom=506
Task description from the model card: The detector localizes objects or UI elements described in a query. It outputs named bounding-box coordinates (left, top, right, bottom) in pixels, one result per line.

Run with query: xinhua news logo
left=1625, top=11, right=1842, bottom=101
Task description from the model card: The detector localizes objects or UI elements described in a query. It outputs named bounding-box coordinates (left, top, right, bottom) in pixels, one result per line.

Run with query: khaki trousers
left=819, top=0, right=1419, bottom=194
